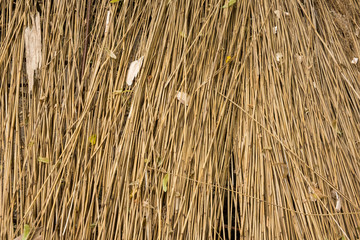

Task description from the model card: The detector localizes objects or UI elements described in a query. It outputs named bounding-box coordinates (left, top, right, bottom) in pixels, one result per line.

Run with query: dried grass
left=1, top=0, right=360, bottom=239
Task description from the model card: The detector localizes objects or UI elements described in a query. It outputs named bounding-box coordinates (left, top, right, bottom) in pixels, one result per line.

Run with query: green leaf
left=38, top=157, right=49, bottom=164
left=22, top=224, right=30, bottom=240
left=222, top=0, right=236, bottom=8
left=110, top=0, right=121, bottom=3
left=89, top=135, right=97, bottom=145
left=162, top=173, right=169, bottom=192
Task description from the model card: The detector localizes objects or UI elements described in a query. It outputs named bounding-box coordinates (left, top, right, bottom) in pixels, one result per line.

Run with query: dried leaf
left=89, top=135, right=97, bottom=145
left=308, top=185, right=326, bottom=201
left=126, top=56, right=144, bottom=86
left=276, top=52, right=283, bottom=62
left=295, top=54, right=304, bottom=63
left=274, top=10, right=281, bottom=19
left=351, top=57, right=358, bottom=64
left=24, top=11, right=42, bottom=94
left=176, top=91, right=190, bottom=106
left=332, top=190, right=342, bottom=212
left=38, top=157, right=49, bottom=164
left=273, top=26, right=278, bottom=34
left=222, top=0, right=236, bottom=8
left=162, top=173, right=169, bottom=192
left=107, top=49, right=116, bottom=59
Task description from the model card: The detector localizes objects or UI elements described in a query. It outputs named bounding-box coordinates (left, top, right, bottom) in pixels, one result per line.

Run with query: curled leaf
left=126, top=56, right=144, bottom=86
left=162, top=173, right=169, bottom=192
left=176, top=91, right=190, bottom=106
left=38, top=157, right=49, bottom=164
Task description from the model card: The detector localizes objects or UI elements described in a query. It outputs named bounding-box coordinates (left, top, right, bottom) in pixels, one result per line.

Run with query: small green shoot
left=222, top=0, right=236, bottom=8
left=22, top=224, right=30, bottom=240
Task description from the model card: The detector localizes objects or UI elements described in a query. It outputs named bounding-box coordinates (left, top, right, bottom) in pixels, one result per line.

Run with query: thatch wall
left=1, top=0, right=360, bottom=239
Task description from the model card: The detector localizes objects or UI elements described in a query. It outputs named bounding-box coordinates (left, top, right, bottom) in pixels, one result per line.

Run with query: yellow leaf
left=225, top=56, right=232, bottom=63
left=110, top=0, right=121, bottom=3
left=38, top=157, right=49, bottom=164
left=89, top=135, right=97, bottom=145
left=162, top=173, right=169, bottom=192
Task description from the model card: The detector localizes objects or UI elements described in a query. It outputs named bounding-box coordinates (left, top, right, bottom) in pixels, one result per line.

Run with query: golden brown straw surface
left=1, top=0, right=360, bottom=239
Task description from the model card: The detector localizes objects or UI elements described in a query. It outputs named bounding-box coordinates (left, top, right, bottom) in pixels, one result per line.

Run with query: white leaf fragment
left=295, top=54, right=304, bottom=63
left=275, top=52, right=283, bottom=62
left=351, top=57, right=358, bottom=64
left=24, top=11, right=42, bottom=93
left=331, top=190, right=342, bottom=212
left=274, top=10, right=290, bottom=19
left=108, top=49, right=116, bottom=59
left=176, top=91, right=190, bottom=106
left=273, top=26, right=278, bottom=34
left=126, top=56, right=144, bottom=86
left=274, top=10, right=281, bottom=19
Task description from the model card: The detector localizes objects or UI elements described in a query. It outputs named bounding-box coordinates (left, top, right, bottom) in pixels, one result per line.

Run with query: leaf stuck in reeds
left=222, top=0, right=236, bottom=8
left=176, top=91, right=190, bottom=106
left=162, top=173, right=169, bottom=192
left=24, top=11, right=42, bottom=93
left=126, top=56, right=144, bottom=86
left=89, top=135, right=97, bottom=145
left=38, top=157, right=49, bottom=164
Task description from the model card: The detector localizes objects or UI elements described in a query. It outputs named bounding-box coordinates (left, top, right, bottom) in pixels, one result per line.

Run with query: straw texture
left=1, top=0, right=360, bottom=239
